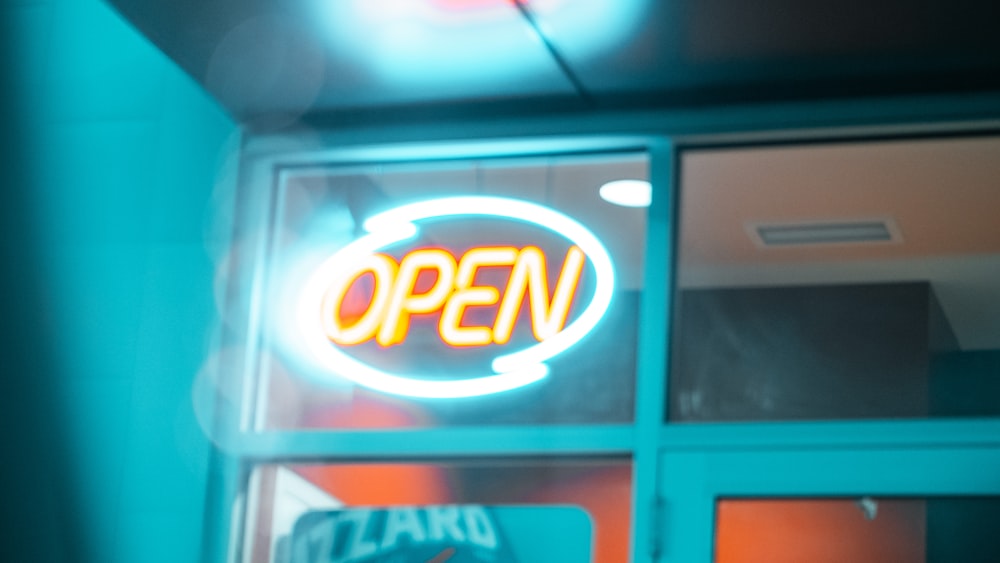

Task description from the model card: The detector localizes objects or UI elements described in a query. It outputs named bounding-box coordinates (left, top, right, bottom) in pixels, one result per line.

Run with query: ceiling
left=680, top=137, right=1000, bottom=266
left=109, top=0, right=1000, bottom=127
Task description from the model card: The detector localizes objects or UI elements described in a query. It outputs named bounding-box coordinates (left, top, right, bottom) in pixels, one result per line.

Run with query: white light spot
left=599, top=179, right=651, bottom=208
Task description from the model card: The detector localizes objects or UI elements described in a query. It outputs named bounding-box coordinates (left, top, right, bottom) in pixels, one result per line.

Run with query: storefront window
left=250, top=152, right=649, bottom=429
left=670, top=136, right=1000, bottom=422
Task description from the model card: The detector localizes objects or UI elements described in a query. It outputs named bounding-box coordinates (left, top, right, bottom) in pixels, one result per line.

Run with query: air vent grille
left=753, top=219, right=899, bottom=247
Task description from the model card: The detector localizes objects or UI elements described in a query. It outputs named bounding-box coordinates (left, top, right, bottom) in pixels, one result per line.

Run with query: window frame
left=217, top=135, right=673, bottom=563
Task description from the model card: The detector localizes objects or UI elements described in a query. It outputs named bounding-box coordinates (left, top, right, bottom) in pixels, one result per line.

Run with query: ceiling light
left=599, top=179, right=651, bottom=207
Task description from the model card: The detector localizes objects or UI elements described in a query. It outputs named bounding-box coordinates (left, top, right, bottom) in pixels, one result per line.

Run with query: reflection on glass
left=715, top=497, right=1000, bottom=563
left=671, top=137, right=1000, bottom=422
left=252, top=153, right=648, bottom=429
left=243, top=460, right=631, bottom=563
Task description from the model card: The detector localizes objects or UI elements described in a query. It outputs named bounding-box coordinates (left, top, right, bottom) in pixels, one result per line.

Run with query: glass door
left=659, top=134, right=1000, bottom=562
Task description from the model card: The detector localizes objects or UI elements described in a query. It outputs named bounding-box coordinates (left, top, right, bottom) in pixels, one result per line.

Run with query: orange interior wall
left=715, top=499, right=926, bottom=563
left=288, top=393, right=632, bottom=561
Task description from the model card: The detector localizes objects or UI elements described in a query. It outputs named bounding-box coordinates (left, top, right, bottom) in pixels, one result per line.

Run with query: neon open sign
left=298, top=196, right=615, bottom=398
left=321, top=245, right=585, bottom=348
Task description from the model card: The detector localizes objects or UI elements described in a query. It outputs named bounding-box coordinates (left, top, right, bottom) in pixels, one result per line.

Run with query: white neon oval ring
left=297, top=196, right=616, bottom=399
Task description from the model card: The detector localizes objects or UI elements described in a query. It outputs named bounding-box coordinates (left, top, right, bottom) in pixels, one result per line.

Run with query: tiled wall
left=2, top=0, right=237, bottom=561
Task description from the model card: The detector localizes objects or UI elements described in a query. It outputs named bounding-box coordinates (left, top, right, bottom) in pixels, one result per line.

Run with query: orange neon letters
left=321, top=246, right=584, bottom=347
left=321, top=253, right=397, bottom=345
left=492, top=245, right=584, bottom=344
left=439, top=247, right=518, bottom=346
left=377, top=249, right=457, bottom=346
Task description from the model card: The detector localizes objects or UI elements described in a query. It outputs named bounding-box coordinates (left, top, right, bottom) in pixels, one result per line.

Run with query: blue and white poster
left=289, top=504, right=592, bottom=563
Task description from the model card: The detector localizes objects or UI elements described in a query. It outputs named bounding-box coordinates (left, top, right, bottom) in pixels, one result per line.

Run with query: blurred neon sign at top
left=314, top=0, right=648, bottom=94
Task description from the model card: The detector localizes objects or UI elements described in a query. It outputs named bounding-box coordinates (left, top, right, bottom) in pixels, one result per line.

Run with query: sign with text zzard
left=290, top=504, right=592, bottom=563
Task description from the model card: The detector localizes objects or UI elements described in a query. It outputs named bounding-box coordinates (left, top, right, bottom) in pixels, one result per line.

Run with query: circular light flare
left=599, top=179, right=651, bottom=208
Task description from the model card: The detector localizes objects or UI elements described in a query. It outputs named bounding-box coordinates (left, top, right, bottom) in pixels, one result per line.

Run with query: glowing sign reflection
left=298, top=196, right=615, bottom=398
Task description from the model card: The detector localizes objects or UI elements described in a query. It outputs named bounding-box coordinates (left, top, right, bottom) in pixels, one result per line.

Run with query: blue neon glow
left=525, top=0, right=650, bottom=63
left=306, top=0, right=649, bottom=104
left=298, top=196, right=616, bottom=399
left=309, top=0, right=576, bottom=101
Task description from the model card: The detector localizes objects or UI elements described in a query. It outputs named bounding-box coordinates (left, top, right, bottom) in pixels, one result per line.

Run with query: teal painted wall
left=1, top=1, right=237, bottom=561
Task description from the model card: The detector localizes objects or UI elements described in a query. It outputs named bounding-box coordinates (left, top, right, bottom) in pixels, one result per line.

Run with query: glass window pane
left=670, top=136, right=1000, bottom=422
left=715, top=496, right=1000, bottom=563
left=242, top=459, right=632, bottom=562
left=251, top=152, right=648, bottom=429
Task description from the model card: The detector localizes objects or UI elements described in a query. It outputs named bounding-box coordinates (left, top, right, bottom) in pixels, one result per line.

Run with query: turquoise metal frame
left=206, top=91, right=1000, bottom=563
